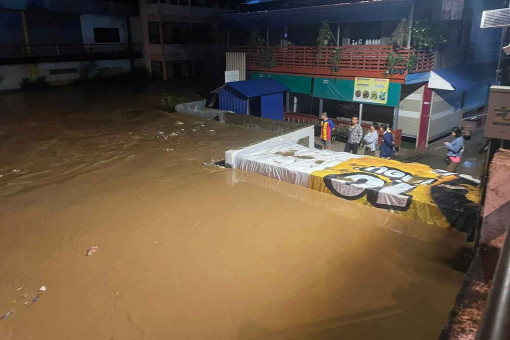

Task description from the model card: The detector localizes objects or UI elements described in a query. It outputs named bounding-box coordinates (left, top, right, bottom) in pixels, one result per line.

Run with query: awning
left=313, top=78, right=401, bottom=107
left=223, top=0, right=412, bottom=27
left=250, top=72, right=313, bottom=95
left=427, top=62, right=496, bottom=92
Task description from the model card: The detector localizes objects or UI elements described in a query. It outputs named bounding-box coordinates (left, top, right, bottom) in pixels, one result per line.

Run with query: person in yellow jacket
left=320, top=112, right=335, bottom=150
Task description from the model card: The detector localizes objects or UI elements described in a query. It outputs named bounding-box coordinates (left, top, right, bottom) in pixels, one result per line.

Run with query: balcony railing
left=229, top=45, right=435, bottom=80
left=0, top=44, right=142, bottom=61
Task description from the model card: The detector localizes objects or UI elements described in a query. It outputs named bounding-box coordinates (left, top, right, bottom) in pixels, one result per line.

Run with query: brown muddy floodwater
left=0, top=86, right=467, bottom=339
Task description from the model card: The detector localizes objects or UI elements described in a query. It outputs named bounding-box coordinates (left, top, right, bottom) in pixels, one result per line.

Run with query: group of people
left=320, top=112, right=465, bottom=172
left=320, top=112, right=395, bottom=159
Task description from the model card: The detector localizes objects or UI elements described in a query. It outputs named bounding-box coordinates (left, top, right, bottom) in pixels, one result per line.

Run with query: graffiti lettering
left=362, top=166, right=437, bottom=185
left=323, top=173, right=414, bottom=211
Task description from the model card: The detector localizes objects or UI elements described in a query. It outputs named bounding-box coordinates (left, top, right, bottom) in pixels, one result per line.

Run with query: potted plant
left=411, top=19, right=448, bottom=50
left=317, top=20, right=337, bottom=60
left=247, top=30, right=276, bottom=70
left=330, top=47, right=341, bottom=72
left=406, top=53, right=418, bottom=73
left=391, top=18, right=409, bottom=48
left=385, top=52, right=406, bottom=75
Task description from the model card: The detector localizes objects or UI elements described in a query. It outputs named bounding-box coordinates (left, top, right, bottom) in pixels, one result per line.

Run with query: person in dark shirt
left=379, top=124, right=395, bottom=159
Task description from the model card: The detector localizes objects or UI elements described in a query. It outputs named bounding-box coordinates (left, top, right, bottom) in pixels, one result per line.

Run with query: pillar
left=358, top=103, right=364, bottom=122
left=319, top=99, right=324, bottom=116
left=336, top=24, right=340, bottom=47
left=393, top=107, right=399, bottom=130
left=286, top=92, right=290, bottom=112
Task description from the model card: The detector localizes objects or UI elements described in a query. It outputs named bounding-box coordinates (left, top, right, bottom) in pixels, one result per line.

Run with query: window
left=192, top=24, right=213, bottom=44
left=49, top=68, right=78, bottom=75
left=162, top=23, right=191, bottom=44
left=151, top=61, right=163, bottom=79
left=93, top=28, right=120, bottom=43
left=148, top=22, right=161, bottom=44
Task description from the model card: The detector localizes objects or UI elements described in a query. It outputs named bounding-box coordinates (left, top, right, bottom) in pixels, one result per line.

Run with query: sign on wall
left=441, top=0, right=464, bottom=20
left=353, top=77, right=390, bottom=105
left=225, top=70, right=240, bottom=83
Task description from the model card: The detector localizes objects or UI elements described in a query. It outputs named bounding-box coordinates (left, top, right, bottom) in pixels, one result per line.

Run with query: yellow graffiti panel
left=309, top=157, right=480, bottom=228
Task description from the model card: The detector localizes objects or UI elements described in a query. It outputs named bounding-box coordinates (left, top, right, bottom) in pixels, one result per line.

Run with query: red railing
left=230, top=45, right=435, bottom=81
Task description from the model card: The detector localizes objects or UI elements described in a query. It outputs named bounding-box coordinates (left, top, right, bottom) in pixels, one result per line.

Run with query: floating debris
left=1, top=310, right=15, bottom=320
left=175, top=121, right=184, bottom=125
left=12, top=169, right=21, bottom=173
left=86, top=246, right=99, bottom=256
left=38, top=286, right=47, bottom=292
left=202, top=160, right=225, bottom=168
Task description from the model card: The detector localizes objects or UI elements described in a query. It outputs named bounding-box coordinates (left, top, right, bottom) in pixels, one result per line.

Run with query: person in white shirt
left=363, top=123, right=379, bottom=156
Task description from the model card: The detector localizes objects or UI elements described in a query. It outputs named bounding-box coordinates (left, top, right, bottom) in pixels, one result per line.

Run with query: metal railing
left=0, top=44, right=142, bottom=59
left=476, top=232, right=510, bottom=340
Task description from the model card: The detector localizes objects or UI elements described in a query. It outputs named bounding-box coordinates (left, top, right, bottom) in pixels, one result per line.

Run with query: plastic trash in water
left=38, top=286, right=47, bottom=292
left=175, top=121, right=184, bottom=125
left=86, top=246, right=99, bottom=256
left=1, top=310, right=15, bottom=320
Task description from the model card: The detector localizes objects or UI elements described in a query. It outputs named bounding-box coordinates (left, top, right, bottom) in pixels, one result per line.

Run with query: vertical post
left=293, top=96, right=298, bottom=112
left=126, top=16, right=134, bottom=71
left=319, top=98, right=324, bottom=116
left=266, top=27, right=269, bottom=47
left=247, top=99, right=250, bottom=116
left=496, top=28, right=507, bottom=84
left=20, top=11, right=31, bottom=55
left=157, top=2, right=167, bottom=80
left=407, top=0, right=415, bottom=49
left=56, top=44, right=60, bottom=56
left=227, top=28, right=230, bottom=47
left=393, top=106, right=399, bottom=130
left=336, top=24, right=340, bottom=47
left=286, top=92, right=290, bottom=112
left=358, top=103, right=364, bottom=122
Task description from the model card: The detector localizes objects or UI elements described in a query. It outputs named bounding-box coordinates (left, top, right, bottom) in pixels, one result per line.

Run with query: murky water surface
left=0, top=87, right=466, bottom=339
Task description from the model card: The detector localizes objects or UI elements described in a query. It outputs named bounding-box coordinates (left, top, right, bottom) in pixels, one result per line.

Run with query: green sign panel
left=250, top=72, right=313, bottom=95
left=313, top=78, right=401, bottom=107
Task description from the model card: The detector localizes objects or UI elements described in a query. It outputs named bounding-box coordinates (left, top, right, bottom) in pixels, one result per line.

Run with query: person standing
left=344, top=116, right=363, bottom=154
left=379, top=124, right=395, bottom=159
left=320, top=112, right=335, bottom=150
left=363, top=123, right=379, bottom=156
left=444, top=127, right=464, bottom=172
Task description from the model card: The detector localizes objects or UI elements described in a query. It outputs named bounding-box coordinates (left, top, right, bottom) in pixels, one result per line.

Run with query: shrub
left=20, top=76, right=51, bottom=91
left=161, top=94, right=189, bottom=111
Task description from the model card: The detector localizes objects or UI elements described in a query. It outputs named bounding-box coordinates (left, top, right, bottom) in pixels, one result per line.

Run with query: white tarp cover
left=230, top=139, right=480, bottom=232
left=233, top=139, right=363, bottom=186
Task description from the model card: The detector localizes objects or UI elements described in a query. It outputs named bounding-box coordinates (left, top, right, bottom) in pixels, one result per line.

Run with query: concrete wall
left=481, top=149, right=510, bottom=248
left=0, top=59, right=132, bottom=91
left=80, top=15, right=128, bottom=44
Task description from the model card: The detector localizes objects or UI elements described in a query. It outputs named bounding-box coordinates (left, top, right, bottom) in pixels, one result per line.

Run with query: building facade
left=0, top=0, right=143, bottom=90
left=138, top=0, right=237, bottom=81
left=224, top=0, right=502, bottom=148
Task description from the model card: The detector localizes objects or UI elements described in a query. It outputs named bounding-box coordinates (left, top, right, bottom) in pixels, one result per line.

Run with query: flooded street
left=0, top=86, right=467, bottom=339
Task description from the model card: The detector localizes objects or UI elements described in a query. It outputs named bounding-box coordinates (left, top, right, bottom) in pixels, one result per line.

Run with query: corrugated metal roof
left=223, top=0, right=411, bottom=27
left=225, top=79, right=288, bottom=99
left=429, top=62, right=497, bottom=92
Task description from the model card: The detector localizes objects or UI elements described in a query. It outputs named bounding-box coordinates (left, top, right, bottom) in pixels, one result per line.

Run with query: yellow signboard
left=309, top=157, right=480, bottom=230
left=353, top=77, right=390, bottom=104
